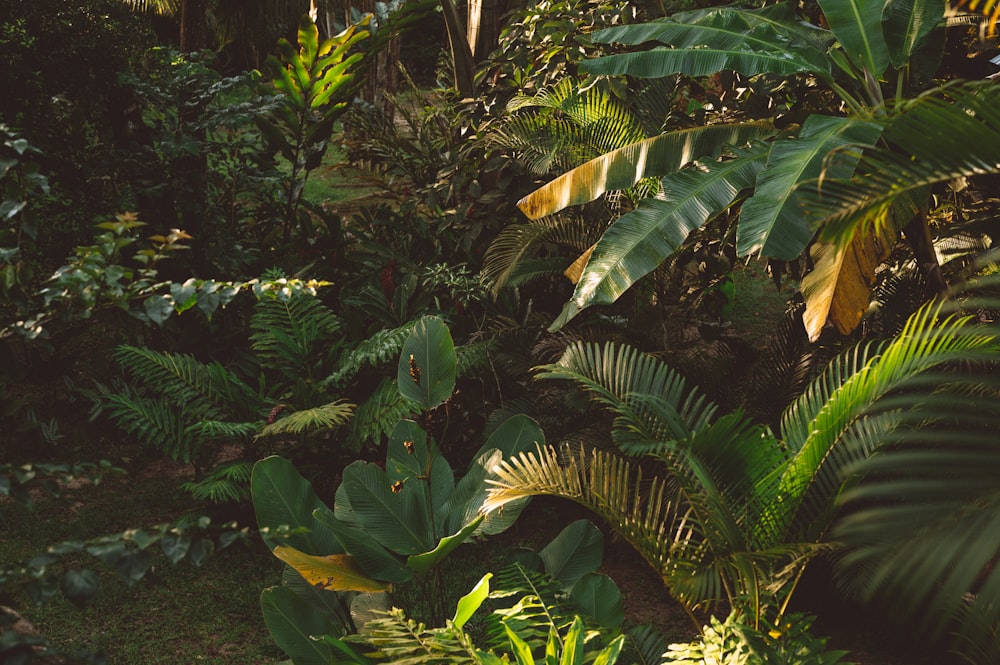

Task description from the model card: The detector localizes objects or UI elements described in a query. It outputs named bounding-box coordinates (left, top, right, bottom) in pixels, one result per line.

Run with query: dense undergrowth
left=4, top=0, right=1000, bottom=664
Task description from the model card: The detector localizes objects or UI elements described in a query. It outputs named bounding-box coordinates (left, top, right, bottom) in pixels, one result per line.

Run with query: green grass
left=0, top=470, right=283, bottom=664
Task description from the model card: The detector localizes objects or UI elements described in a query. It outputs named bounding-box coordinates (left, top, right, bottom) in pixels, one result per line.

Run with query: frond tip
left=258, top=400, right=355, bottom=437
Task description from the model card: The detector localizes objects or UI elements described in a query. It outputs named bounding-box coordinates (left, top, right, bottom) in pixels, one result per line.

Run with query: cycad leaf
left=517, top=123, right=774, bottom=220
left=258, top=400, right=355, bottom=437
left=586, top=6, right=831, bottom=80
left=273, top=545, right=391, bottom=593
left=800, top=215, right=898, bottom=341
left=553, top=141, right=768, bottom=328
left=800, top=81, right=1000, bottom=244
left=882, top=0, right=945, bottom=67
left=737, top=115, right=882, bottom=260
left=818, top=0, right=891, bottom=77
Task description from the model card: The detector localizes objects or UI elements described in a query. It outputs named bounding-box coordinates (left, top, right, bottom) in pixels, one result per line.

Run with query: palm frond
left=801, top=81, right=1000, bottom=246
left=776, top=299, right=1000, bottom=542
left=484, top=443, right=723, bottom=612
left=835, top=374, right=1000, bottom=653
left=258, top=400, right=355, bottom=438
left=456, top=339, right=497, bottom=377
left=535, top=341, right=719, bottom=447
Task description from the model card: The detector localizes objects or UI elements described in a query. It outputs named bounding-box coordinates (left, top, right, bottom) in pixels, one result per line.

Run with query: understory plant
left=252, top=315, right=545, bottom=663
left=482, top=285, right=1000, bottom=657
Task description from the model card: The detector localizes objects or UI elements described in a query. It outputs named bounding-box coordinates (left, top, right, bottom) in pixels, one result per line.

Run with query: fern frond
left=114, top=345, right=264, bottom=421
left=181, top=460, right=253, bottom=503
left=486, top=563, right=570, bottom=653
left=258, top=400, right=355, bottom=437
left=250, top=293, right=341, bottom=376
left=361, top=608, right=482, bottom=665
left=325, top=322, right=417, bottom=388
left=103, top=392, right=200, bottom=463
left=347, top=378, right=420, bottom=450
left=188, top=420, right=261, bottom=440
left=456, top=339, right=497, bottom=377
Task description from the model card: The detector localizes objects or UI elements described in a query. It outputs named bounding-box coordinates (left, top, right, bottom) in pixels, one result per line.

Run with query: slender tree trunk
left=179, top=0, right=209, bottom=52
left=902, top=210, right=947, bottom=294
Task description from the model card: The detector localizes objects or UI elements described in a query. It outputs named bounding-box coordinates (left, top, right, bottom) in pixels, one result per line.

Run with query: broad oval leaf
left=569, top=572, right=624, bottom=629
left=261, top=586, right=341, bottom=665
left=517, top=123, right=774, bottom=220
left=272, top=545, right=391, bottom=593
left=251, top=455, right=341, bottom=555
left=539, top=519, right=605, bottom=589
left=397, top=315, right=456, bottom=410
left=406, top=515, right=484, bottom=575
left=553, top=141, right=768, bottom=329
left=312, top=507, right=414, bottom=584
left=336, top=461, right=435, bottom=555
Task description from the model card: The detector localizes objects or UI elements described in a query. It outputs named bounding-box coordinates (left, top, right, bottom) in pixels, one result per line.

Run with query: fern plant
left=103, top=287, right=355, bottom=500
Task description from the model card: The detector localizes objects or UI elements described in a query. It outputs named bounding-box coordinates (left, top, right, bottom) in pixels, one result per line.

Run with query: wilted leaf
left=272, top=545, right=391, bottom=593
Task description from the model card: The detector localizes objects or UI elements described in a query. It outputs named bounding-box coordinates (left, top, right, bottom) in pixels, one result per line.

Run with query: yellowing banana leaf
left=564, top=245, right=595, bottom=284
left=273, top=545, right=391, bottom=593
left=801, top=220, right=897, bottom=342
left=550, top=142, right=768, bottom=330
left=517, top=123, right=773, bottom=220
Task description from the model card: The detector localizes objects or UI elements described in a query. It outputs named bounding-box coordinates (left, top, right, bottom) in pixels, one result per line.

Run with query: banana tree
left=252, top=316, right=543, bottom=664
left=482, top=296, right=1000, bottom=639
left=514, top=0, right=977, bottom=340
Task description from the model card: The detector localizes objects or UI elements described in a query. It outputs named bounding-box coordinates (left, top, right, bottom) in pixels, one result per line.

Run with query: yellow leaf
left=801, top=220, right=897, bottom=342
left=272, top=545, right=391, bottom=593
left=564, top=245, right=595, bottom=284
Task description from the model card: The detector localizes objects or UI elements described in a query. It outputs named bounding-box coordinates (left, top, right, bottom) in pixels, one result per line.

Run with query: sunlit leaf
left=273, top=545, right=391, bottom=593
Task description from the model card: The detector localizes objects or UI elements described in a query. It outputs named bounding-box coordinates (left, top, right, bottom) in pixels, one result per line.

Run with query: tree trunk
left=902, top=210, right=948, bottom=294
left=179, top=0, right=209, bottom=52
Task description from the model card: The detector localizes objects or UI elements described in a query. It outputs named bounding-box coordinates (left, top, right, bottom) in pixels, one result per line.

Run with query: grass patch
left=0, top=468, right=282, bottom=664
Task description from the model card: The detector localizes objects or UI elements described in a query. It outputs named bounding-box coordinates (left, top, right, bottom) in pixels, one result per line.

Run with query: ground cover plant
left=3, top=0, right=1000, bottom=663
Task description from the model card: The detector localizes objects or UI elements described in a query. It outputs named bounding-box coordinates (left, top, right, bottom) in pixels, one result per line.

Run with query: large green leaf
left=312, top=507, right=414, bottom=584
left=539, top=520, right=604, bottom=589
left=737, top=115, right=882, bottom=260
left=251, top=456, right=341, bottom=555
left=882, top=0, right=945, bottom=68
left=585, top=6, right=831, bottom=80
left=397, top=315, right=456, bottom=410
left=552, top=141, right=768, bottom=329
left=818, top=0, right=891, bottom=77
left=517, top=123, right=774, bottom=220
left=386, top=419, right=455, bottom=518
left=261, top=586, right=341, bottom=665
left=569, top=573, right=624, bottom=630
left=471, top=413, right=545, bottom=462
left=406, top=515, right=484, bottom=575
left=335, top=461, right=435, bottom=555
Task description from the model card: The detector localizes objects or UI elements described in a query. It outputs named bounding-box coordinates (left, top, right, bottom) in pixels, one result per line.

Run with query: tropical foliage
left=512, top=0, right=997, bottom=340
